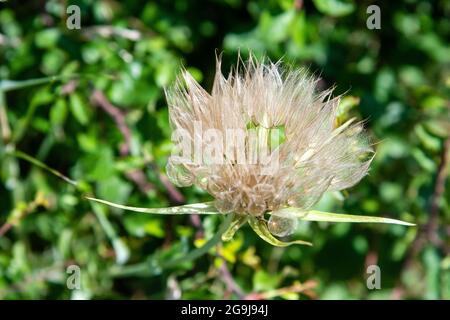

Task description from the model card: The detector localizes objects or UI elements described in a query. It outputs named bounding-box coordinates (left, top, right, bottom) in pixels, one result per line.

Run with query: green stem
left=0, top=73, right=118, bottom=93
left=110, top=213, right=234, bottom=277
left=6, top=149, right=128, bottom=263
left=0, top=75, right=77, bottom=92
left=161, top=213, right=233, bottom=268
left=7, top=149, right=233, bottom=268
left=0, top=89, right=11, bottom=142
left=8, top=150, right=78, bottom=187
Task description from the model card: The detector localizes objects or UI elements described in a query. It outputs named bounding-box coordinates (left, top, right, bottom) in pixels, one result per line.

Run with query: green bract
left=87, top=197, right=415, bottom=247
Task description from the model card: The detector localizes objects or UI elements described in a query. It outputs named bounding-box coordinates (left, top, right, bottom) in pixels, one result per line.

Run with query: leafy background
left=0, top=0, right=449, bottom=299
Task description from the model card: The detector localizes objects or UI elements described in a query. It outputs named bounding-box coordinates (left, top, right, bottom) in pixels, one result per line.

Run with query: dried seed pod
left=165, top=54, right=373, bottom=217
left=268, top=211, right=298, bottom=237
left=166, top=161, right=194, bottom=187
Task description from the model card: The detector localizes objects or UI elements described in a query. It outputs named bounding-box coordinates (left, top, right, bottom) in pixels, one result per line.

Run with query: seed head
left=165, top=55, right=373, bottom=222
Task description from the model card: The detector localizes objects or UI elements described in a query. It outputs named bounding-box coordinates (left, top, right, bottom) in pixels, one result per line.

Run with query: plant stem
left=110, top=213, right=234, bottom=277
left=0, top=75, right=76, bottom=92
left=0, top=89, right=11, bottom=142
left=8, top=150, right=79, bottom=187
left=5, top=149, right=127, bottom=263
left=162, top=213, right=233, bottom=268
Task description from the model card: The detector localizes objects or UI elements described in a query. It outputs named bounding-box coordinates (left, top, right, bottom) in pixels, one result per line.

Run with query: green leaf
left=50, top=98, right=68, bottom=126
left=423, top=246, right=440, bottom=299
left=412, top=148, right=437, bottom=172
left=253, top=270, right=280, bottom=291
left=35, top=28, right=60, bottom=48
left=248, top=217, right=312, bottom=247
left=313, top=0, right=355, bottom=17
left=86, top=197, right=221, bottom=215
left=69, top=93, right=89, bottom=125
left=275, top=208, right=415, bottom=226
left=221, top=214, right=248, bottom=242
left=337, top=96, right=360, bottom=124
left=414, top=124, right=441, bottom=152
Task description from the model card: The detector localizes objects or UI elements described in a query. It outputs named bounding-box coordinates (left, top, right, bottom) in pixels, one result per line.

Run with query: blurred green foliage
left=0, top=0, right=449, bottom=299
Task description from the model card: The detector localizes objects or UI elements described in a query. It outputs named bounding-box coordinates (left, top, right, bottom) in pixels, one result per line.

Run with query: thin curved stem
left=8, top=150, right=79, bottom=187
left=110, top=213, right=234, bottom=277
left=160, top=213, right=233, bottom=268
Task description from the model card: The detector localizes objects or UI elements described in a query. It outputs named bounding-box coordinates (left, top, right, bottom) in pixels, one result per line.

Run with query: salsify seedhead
left=87, top=54, right=414, bottom=247
left=165, top=55, right=374, bottom=238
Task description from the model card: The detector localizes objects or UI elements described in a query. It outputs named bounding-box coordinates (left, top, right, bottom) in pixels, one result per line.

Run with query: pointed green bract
left=221, top=214, right=248, bottom=242
left=248, top=217, right=313, bottom=247
left=86, top=197, right=221, bottom=215
left=86, top=196, right=414, bottom=248
left=273, top=208, right=415, bottom=226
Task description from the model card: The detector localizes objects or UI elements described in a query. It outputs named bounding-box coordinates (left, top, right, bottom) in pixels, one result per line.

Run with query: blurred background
left=0, top=0, right=449, bottom=299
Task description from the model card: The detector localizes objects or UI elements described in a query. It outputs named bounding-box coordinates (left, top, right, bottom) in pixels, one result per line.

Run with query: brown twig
left=0, top=221, right=13, bottom=237
left=91, top=89, right=132, bottom=156
left=364, top=250, right=379, bottom=270
left=189, top=213, right=204, bottom=239
left=407, top=135, right=450, bottom=261
left=91, top=89, right=154, bottom=193
left=90, top=89, right=185, bottom=204
left=427, top=136, right=450, bottom=247
left=124, top=170, right=155, bottom=194
left=61, top=80, right=79, bottom=96
left=0, top=192, right=50, bottom=237
left=147, top=162, right=185, bottom=204
left=294, top=0, right=303, bottom=11
left=218, top=258, right=245, bottom=299
left=392, top=135, right=450, bottom=299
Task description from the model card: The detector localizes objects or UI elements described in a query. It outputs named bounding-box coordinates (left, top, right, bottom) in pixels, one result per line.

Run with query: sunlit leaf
left=69, top=93, right=90, bottom=125
left=313, top=0, right=355, bottom=17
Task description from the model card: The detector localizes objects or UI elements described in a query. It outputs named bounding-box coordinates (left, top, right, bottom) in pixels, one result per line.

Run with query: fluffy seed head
left=165, top=55, right=373, bottom=218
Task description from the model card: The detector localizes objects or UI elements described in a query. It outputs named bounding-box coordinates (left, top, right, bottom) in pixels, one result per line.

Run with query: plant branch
left=110, top=213, right=234, bottom=277
left=218, top=256, right=245, bottom=299
left=0, top=192, right=50, bottom=237
left=90, top=89, right=184, bottom=203
left=393, top=135, right=450, bottom=299
left=427, top=136, right=450, bottom=247
left=0, top=89, right=11, bottom=142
